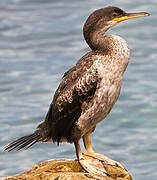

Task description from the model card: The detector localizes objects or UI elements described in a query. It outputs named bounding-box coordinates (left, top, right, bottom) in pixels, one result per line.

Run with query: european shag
left=4, top=6, right=149, bottom=173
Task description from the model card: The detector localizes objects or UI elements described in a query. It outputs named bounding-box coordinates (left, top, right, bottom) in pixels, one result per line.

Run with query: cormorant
left=4, top=6, right=149, bottom=174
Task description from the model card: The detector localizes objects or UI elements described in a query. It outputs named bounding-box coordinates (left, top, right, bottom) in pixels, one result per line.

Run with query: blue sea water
left=0, top=0, right=156, bottom=179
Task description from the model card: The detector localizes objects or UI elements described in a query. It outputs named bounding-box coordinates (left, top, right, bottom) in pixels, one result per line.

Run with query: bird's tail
left=3, top=130, right=42, bottom=152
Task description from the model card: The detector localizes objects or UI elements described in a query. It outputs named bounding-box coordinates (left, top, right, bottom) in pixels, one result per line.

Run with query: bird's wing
left=40, top=52, right=101, bottom=144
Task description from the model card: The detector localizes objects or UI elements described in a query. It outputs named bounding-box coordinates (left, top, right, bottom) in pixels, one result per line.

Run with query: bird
left=4, top=6, right=149, bottom=170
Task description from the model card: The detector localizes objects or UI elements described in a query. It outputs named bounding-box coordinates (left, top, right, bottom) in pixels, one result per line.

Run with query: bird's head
left=83, top=6, right=149, bottom=49
left=84, top=6, right=149, bottom=32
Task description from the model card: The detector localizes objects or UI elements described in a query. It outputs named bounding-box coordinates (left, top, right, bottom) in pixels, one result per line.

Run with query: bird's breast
left=75, top=36, right=130, bottom=135
left=76, top=45, right=129, bottom=135
left=105, top=34, right=130, bottom=66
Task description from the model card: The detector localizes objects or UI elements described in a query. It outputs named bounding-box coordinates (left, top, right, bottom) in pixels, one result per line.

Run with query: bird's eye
left=112, top=12, right=118, bottom=18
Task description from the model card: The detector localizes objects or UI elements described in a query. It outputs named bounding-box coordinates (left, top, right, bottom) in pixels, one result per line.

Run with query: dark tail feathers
left=3, top=130, right=41, bottom=152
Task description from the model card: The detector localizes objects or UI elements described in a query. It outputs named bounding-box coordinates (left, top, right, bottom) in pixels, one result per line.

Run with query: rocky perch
left=3, top=159, right=132, bottom=180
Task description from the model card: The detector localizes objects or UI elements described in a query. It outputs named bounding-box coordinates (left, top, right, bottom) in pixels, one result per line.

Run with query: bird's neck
left=83, top=24, right=130, bottom=69
left=84, top=29, right=107, bottom=51
left=83, top=22, right=115, bottom=51
left=84, top=26, right=129, bottom=57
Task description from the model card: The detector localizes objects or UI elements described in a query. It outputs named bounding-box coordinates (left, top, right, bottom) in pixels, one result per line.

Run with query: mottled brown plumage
left=4, top=7, right=149, bottom=169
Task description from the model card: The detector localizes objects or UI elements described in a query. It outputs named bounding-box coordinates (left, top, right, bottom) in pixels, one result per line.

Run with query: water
left=0, top=0, right=156, bottom=179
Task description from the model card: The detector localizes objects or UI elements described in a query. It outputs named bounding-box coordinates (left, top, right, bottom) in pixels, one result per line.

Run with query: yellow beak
left=112, top=12, right=150, bottom=22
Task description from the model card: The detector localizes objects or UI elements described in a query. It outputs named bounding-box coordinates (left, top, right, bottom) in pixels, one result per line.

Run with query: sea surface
left=0, top=0, right=156, bottom=179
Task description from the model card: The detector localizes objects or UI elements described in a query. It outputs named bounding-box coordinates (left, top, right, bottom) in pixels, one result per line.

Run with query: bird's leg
left=83, top=132, right=101, bottom=159
left=74, top=140, right=83, bottom=161
left=83, top=132, right=116, bottom=166
left=83, top=132, right=94, bottom=154
left=75, top=133, right=116, bottom=177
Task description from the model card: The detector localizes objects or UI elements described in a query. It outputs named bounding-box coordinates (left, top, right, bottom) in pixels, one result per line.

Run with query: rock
left=3, top=159, right=132, bottom=180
